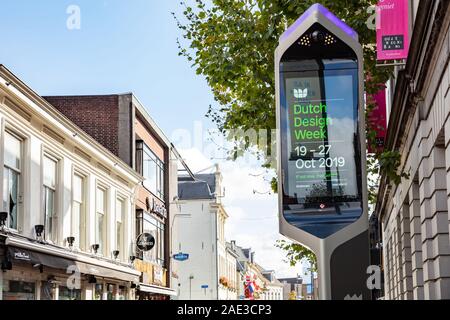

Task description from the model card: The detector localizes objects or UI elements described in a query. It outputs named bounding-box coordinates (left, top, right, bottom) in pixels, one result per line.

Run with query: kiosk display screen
left=280, top=60, right=362, bottom=237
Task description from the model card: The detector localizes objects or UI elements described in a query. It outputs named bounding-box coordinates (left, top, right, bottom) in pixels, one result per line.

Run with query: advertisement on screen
left=279, top=61, right=363, bottom=238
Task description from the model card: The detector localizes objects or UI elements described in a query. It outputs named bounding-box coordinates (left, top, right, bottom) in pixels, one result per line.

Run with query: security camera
left=311, top=30, right=325, bottom=43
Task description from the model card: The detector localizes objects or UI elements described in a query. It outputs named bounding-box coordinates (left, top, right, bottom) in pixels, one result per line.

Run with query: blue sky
left=0, top=0, right=214, bottom=135
left=0, top=0, right=303, bottom=279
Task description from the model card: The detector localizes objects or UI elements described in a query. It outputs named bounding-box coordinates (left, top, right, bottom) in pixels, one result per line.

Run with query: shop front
left=0, top=235, right=140, bottom=300
left=134, top=259, right=176, bottom=300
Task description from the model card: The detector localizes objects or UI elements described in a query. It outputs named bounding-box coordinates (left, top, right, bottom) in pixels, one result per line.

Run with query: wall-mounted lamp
left=91, top=244, right=100, bottom=254
left=88, top=275, right=97, bottom=284
left=67, top=237, right=75, bottom=248
left=33, top=263, right=44, bottom=273
left=0, top=212, right=7, bottom=229
left=35, top=225, right=44, bottom=240
left=129, top=255, right=136, bottom=263
left=113, top=250, right=120, bottom=260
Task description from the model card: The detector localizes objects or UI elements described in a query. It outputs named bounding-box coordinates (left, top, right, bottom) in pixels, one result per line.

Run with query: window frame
left=2, top=129, right=24, bottom=232
left=95, top=184, right=108, bottom=256
left=137, top=210, right=166, bottom=266
left=115, top=194, right=127, bottom=261
left=142, top=143, right=165, bottom=200
left=72, top=170, right=87, bottom=250
left=42, top=153, right=59, bottom=242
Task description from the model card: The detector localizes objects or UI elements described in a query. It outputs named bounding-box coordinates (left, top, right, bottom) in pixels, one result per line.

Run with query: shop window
left=43, top=155, right=58, bottom=242
left=94, top=283, right=103, bottom=300
left=106, top=283, right=115, bottom=300
left=2, top=280, right=35, bottom=300
left=59, top=286, right=81, bottom=300
left=40, top=281, right=54, bottom=300
left=117, top=286, right=126, bottom=300
left=137, top=211, right=165, bottom=266
left=3, top=131, right=22, bottom=230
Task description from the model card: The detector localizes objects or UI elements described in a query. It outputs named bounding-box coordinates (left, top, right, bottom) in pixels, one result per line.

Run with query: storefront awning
left=138, top=284, right=177, bottom=296
left=75, top=261, right=140, bottom=283
left=4, top=237, right=140, bottom=284
left=7, top=246, right=73, bottom=270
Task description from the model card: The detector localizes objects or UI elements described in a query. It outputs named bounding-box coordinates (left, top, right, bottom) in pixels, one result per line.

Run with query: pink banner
left=376, top=0, right=410, bottom=61
left=368, top=87, right=387, bottom=154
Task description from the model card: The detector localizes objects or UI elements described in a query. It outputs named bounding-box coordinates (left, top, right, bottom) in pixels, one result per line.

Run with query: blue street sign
left=201, top=285, right=209, bottom=289
left=173, top=252, right=189, bottom=261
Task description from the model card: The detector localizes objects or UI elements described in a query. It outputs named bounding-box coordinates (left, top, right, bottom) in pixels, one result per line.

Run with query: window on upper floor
left=43, top=155, right=58, bottom=242
left=115, top=196, right=126, bottom=261
left=95, top=186, right=107, bottom=255
left=136, top=140, right=165, bottom=200
left=72, top=173, right=86, bottom=250
left=3, top=131, right=22, bottom=230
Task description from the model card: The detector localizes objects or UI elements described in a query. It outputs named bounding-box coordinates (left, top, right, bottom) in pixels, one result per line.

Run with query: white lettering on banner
left=14, top=252, right=30, bottom=261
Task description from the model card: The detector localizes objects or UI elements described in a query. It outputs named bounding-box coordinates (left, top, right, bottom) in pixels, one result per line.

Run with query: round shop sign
left=136, top=233, right=155, bottom=251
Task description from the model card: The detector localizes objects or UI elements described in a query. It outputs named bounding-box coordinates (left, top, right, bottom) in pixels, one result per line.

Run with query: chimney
left=231, top=240, right=236, bottom=250
left=250, top=252, right=255, bottom=264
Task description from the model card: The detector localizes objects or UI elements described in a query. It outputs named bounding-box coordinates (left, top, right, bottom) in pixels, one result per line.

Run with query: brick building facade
left=44, top=95, right=121, bottom=157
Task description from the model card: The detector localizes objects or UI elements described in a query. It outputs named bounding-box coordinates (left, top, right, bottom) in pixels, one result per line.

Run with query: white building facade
left=175, top=165, right=237, bottom=300
left=0, top=65, right=142, bottom=300
left=259, top=270, right=284, bottom=300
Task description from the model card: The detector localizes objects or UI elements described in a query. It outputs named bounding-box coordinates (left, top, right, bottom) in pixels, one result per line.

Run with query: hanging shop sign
left=136, top=233, right=155, bottom=252
left=376, top=0, right=410, bottom=61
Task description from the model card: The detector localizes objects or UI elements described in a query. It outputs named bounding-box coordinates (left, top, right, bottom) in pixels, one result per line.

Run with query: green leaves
left=175, top=0, right=390, bottom=166
left=276, top=240, right=317, bottom=272
left=379, top=150, right=410, bottom=185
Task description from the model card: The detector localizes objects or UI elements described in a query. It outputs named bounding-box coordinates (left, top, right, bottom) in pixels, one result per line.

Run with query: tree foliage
left=276, top=240, right=317, bottom=272
left=175, top=0, right=406, bottom=268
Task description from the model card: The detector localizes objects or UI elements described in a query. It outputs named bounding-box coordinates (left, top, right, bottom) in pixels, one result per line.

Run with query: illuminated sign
left=276, top=3, right=370, bottom=300
left=283, top=67, right=361, bottom=206
left=277, top=17, right=366, bottom=239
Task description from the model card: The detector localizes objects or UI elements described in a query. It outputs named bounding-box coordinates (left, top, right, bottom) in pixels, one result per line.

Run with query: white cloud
left=178, top=147, right=213, bottom=173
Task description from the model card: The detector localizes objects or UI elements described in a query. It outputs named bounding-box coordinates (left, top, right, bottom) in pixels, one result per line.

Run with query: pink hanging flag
left=376, top=0, right=410, bottom=61
left=367, top=86, right=387, bottom=154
